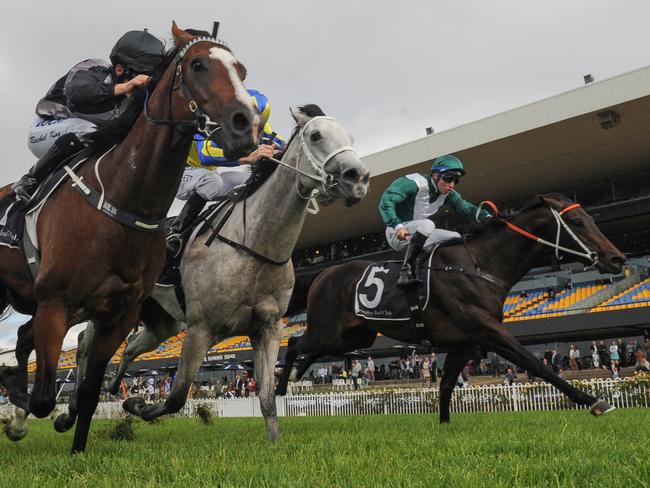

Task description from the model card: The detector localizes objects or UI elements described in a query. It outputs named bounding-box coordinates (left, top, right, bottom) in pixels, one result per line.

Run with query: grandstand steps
left=567, top=267, right=642, bottom=313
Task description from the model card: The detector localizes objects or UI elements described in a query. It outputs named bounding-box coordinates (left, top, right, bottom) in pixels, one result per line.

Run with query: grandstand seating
left=590, top=277, right=650, bottom=312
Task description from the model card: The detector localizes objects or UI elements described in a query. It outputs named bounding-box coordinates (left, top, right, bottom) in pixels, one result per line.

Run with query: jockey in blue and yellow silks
left=168, top=89, right=285, bottom=253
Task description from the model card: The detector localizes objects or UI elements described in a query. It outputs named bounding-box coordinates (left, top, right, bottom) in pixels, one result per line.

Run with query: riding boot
left=397, top=231, right=428, bottom=287
left=12, top=133, right=84, bottom=202
left=166, top=193, right=207, bottom=256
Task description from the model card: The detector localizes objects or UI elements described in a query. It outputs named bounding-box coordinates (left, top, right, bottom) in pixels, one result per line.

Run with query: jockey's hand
left=239, top=143, right=277, bottom=164
left=114, top=75, right=151, bottom=97
left=395, top=228, right=409, bottom=241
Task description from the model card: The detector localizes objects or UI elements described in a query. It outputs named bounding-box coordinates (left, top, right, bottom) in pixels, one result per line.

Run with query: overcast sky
left=1, top=0, right=650, bottom=351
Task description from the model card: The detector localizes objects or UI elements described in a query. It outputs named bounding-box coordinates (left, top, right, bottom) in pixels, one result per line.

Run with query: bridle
left=143, top=36, right=231, bottom=139
left=477, top=200, right=600, bottom=268
left=267, top=116, right=357, bottom=211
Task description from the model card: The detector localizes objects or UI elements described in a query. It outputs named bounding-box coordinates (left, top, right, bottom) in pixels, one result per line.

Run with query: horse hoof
left=590, top=399, right=616, bottom=416
left=54, top=414, right=75, bottom=433
left=4, top=422, right=27, bottom=442
left=123, top=397, right=146, bottom=416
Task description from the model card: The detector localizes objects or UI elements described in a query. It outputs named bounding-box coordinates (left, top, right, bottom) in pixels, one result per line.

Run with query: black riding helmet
left=110, top=30, right=165, bottom=76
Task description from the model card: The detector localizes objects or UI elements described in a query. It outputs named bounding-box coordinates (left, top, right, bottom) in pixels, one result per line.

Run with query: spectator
left=635, top=350, right=649, bottom=372
left=590, top=341, right=600, bottom=369
left=627, top=340, right=637, bottom=366
left=421, top=356, right=432, bottom=388
left=366, top=356, right=375, bottom=381
left=609, top=341, right=620, bottom=369
left=430, top=353, right=438, bottom=384
left=504, top=367, right=517, bottom=386
left=378, top=363, right=386, bottom=381
left=491, top=352, right=500, bottom=377
left=456, top=372, right=467, bottom=388
left=234, top=373, right=245, bottom=397
left=617, top=339, right=627, bottom=367
left=351, top=360, right=362, bottom=390
left=248, top=377, right=257, bottom=398
left=550, top=349, right=560, bottom=374
left=645, top=338, right=650, bottom=355
left=597, top=341, right=609, bottom=369
left=569, top=345, right=581, bottom=371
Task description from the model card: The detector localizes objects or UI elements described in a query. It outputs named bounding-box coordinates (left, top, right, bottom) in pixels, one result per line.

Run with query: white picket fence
left=2, top=378, right=646, bottom=420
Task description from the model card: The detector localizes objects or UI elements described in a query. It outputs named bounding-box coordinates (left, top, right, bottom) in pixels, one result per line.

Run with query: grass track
left=0, top=409, right=648, bottom=487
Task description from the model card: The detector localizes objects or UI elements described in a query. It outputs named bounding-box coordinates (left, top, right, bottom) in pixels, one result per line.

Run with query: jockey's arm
left=65, top=69, right=120, bottom=107
left=446, top=190, right=492, bottom=222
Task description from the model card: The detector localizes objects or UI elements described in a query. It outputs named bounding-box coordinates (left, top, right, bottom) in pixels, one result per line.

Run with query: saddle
left=0, top=151, right=90, bottom=277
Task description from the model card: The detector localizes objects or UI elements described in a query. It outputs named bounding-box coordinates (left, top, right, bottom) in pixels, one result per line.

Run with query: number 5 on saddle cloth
left=354, top=251, right=436, bottom=346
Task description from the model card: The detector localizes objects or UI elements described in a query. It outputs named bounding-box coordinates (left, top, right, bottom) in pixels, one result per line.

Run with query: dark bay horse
left=276, top=194, right=626, bottom=422
left=0, top=23, right=259, bottom=453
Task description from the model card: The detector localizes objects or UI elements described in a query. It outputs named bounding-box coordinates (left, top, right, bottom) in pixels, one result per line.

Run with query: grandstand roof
left=298, top=65, right=650, bottom=248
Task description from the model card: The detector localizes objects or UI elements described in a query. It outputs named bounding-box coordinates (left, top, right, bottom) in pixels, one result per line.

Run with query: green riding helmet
left=431, top=155, right=465, bottom=175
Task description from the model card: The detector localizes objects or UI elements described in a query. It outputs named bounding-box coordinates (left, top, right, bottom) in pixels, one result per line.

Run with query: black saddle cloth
left=354, top=251, right=434, bottom=321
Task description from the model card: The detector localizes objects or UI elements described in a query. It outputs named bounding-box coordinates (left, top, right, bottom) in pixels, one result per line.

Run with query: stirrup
left=166, top=233, right=183, bottom=258
left=397, top=265, right=422, bottom=287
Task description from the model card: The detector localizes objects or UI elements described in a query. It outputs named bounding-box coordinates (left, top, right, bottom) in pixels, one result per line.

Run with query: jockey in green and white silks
left=379, top=154, right=491, bottom=286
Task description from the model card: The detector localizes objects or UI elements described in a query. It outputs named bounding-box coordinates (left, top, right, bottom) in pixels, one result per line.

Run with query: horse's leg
left=251, top=319, right=282, bottom=442
left=123, top=323, right=213, bottom=421
left=292, top=354, right=319, bottom=383
left=29, top=299, right=69, bottom=418
left=276, top=334, right=301, bottom=396
left=0, top=318, right=34, bottom=411
left=438, top=348, right=474, bottom=424
left=108, top=304, right=181, bottom=395
left=54, top=322, right=95, bottom=433
left=2, top=319, right=34, bottom=441
left=481, top=322, right=612, bottom=414
left=70, top=311, right=139, bottom=454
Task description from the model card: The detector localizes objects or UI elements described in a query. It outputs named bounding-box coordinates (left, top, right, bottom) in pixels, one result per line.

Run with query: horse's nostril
left=231, top=111, right=250, bottom=133
left=342, top=168, right=359, bottom=181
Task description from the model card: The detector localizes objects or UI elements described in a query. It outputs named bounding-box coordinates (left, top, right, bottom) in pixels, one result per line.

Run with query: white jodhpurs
left=27, top=117, right=97, bottom=158
left=176, top=166, right=251, bottom=201
left=385, top=219, right=461, bottom=252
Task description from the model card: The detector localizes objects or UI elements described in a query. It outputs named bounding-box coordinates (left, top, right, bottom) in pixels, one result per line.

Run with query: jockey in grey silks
left=13, top=30, right=166, bottom=202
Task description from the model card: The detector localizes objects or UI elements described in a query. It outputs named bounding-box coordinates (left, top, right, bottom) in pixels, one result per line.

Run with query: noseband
left=144, top=36, right=230, bottom=139
left=478, top=200, right=600, bottom=268
left=268, top=116, right=357, bottom=209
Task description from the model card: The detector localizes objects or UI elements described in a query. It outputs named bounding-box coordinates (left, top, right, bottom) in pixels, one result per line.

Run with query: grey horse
left=58, top=104, right=369, bottom=441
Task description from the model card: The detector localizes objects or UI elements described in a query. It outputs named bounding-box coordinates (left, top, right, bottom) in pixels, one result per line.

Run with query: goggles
left=440, top=172, right=461, bottom=185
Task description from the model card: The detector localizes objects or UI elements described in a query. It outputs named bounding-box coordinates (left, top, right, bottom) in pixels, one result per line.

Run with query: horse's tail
left=285, top=271, right=322, bottom=316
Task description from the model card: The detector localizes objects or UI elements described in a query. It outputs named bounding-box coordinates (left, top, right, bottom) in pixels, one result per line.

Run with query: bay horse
left=105, top=105, right=370, bottom=442
left=0, top=23, right=259, bottom=453
left=276, top=194, right=626, bottom=422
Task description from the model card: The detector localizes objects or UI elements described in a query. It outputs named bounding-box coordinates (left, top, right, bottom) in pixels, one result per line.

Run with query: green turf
left=0, top=409, right=647, bottom=487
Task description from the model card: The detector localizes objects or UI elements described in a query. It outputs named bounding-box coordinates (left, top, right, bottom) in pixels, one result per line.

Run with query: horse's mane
left=462, top=193, right=573, bottom=240
left=243, top=104, right=328, bottom=193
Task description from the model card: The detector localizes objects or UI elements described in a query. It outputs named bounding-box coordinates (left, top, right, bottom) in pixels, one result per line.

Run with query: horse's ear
left=290, top=107, right=311, bottom=127
left=171, top=21, right=193, bottom=45
left=236, top=62, right=247, bottom=81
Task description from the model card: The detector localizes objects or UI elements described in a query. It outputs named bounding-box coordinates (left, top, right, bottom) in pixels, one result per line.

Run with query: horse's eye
left=310, top=131, right=322, bottom=143
left=191, top=58, right=206, bottom=73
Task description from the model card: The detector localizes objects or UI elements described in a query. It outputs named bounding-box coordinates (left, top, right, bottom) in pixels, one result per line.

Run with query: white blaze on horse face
left=208, top=47, right=254, bottom=113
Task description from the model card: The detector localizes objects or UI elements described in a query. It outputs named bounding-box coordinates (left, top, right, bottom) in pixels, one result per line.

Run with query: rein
left=480, top=200, right=600, bottom=268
